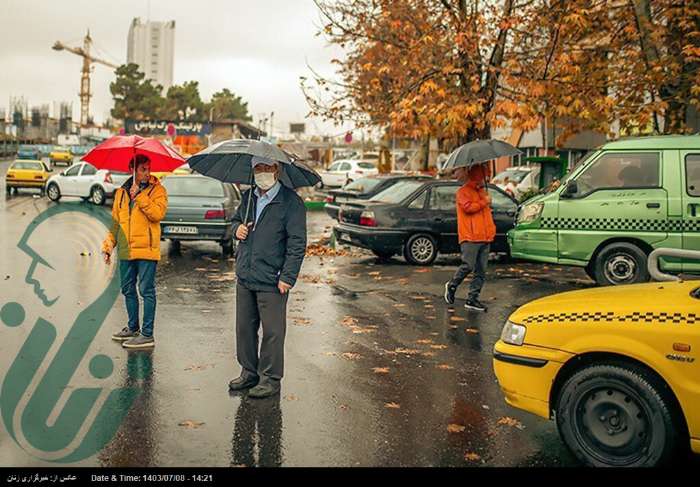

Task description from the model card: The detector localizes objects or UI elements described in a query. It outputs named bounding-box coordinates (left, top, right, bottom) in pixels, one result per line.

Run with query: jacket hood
left=466, top=164, right=489, bottom=187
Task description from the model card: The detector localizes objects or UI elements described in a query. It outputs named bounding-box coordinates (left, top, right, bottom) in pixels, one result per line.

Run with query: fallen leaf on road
left=384, top=402, right=401, bottom=409
left=341, top=352, right=362, bottom=361
left=195, top=268, right=208, bottom=271
left=424, top=304, right=434, bottom=309
left=293, top=318, right=312, bottom=326
left=416, top=339, right=433, bottom=344
left=426, top=316, right=436, bottom=320
left=339, top=404, right=349, bottom=411
left=497, top=417, right=525, bottom=430
left=184, top=364, right=211, bottom=371
left=398, top=278, right=409, bottom=285
left=323, top=352, right=338, bottom=357
left=368, top=271, right=381, bottom=276
left=449, top=316, right=466, bottom=322
left=410, top=295, right=427, bottom=301
left=372, top=367, right=390, bottom=374
left=436, top=364, right=454, bottom=370
left=341, top=316, right=358, bottom=327
left=393, top=303, right=406, bottom=308
left=176, top=288, right=192, bottom=292
left=178, top=420, right=205, bottom=429
left=422, top=351, right=436, bottom=357
left=394, top=348, right=421, bottom=355
left=465, top=328, right=479, bottom=334
left=464, top=452, right=482, bottom=462
left=447, top=424, right=466, bottom=433
left=284, top=394, right=299, bottom=401
left=414, top=268, right=430, bottom=273
left=430, top=344, right=448, bottom=350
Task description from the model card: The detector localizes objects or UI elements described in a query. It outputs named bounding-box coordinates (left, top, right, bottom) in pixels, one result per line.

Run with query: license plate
left=165, top=226, right=198, bottom=234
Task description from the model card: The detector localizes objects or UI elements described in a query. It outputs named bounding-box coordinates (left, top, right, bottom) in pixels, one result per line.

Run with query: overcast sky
left=0, top=0, right=352, bottom=136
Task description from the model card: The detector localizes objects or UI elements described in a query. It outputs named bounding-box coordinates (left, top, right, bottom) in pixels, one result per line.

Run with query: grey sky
left=0, top=0, right=350, bottom=136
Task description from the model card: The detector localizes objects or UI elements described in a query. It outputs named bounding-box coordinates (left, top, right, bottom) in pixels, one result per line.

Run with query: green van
left=508, top=135, right=700, bottom=285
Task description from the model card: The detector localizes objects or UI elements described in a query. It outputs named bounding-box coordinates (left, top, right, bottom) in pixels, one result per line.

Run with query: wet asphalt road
left=0, top=158, right=624, bottom=466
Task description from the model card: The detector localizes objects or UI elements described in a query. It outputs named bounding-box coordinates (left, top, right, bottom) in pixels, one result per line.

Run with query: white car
left=492, top=166, right=540, bottom=199
left=46, top=162, right=117, bottom=205
left=319, top=159, right=378, bottom=188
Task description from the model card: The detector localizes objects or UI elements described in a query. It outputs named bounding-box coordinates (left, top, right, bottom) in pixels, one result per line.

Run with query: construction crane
left=52, top=30, right=119, bottom=127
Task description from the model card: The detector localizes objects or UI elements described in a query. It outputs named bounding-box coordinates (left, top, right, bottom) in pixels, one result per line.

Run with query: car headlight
left=500, top=320, right=527, bottom=346
left=517, top=202, right=544, bottom=224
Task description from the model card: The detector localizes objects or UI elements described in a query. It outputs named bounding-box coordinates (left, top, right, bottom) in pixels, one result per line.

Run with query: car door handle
left=646, top=202, right=661, bottom=209
left=690, top=203, right=700, bottom=217
left=434, top=217, right=444, bottom=222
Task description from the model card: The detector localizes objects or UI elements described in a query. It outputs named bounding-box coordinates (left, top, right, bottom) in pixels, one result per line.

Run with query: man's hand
left=129, top=183, right=138, bottom=200
left=236, top=222, right=253, bottom=240
left=103, top=251, right=111, bottom=265
left=278, top=280, right=292, bottom=294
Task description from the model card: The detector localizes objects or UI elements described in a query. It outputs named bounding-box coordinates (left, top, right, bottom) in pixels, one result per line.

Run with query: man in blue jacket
left=228, top=157, right=307, bottom=398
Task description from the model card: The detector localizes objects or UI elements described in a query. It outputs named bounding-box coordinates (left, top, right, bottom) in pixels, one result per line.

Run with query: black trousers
left=449, top=242, right=490, bottom=300
left=235, top=283, right=289, bottom=383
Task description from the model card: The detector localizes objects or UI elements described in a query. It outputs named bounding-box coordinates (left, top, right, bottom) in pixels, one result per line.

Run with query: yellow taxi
left=48, top=146, right=73, bottom=166
left=493, top=253, right=699, bottom=467
left=5, top=159, right=51, bottom=195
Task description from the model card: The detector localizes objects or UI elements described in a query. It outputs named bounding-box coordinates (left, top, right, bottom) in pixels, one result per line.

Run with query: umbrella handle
left=242, top=168, right=255, bottom=226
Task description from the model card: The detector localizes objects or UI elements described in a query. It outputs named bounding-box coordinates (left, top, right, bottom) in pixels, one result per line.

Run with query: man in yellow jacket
left=101, top=154, right=168, bottom=349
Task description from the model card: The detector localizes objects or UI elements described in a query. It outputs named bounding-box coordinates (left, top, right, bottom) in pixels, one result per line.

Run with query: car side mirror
left=562, top=181, right=578, bottom=198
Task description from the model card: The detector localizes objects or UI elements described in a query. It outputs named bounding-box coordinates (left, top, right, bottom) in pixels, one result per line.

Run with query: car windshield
left=357, top=162, right=376, bottom=169
left=493, top=168, right=530, bottom=184
left=370, top=180, right=424, bottom=204
left=19, top=145, right=33, bottom=151
left=162, top=177, right=224, bottom=197
left=12, top=161, right=43, bottom=170
left=344, top=177, right=382, bottom=193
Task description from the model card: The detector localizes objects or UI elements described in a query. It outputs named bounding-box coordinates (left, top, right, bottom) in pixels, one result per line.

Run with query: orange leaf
left=447, top=424, right=466, bottom=433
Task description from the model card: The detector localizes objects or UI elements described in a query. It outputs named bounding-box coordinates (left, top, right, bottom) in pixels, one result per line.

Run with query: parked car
left=509, top=135, right=700, bottom=286
left=492, top=166, right=540, bottom=199
left=318, top=159, right=378, bottom=188
left=493, top=249, right=700, bottom=467
left=16, top=145, right=41, bottom=160
left=152, top=163, right=192, bottom=181
left=159, top=174, right=241, bottom=256
left=5, top=159, right=51, bottom=195
left=324, top=174, right=432, bottom=220
left=48, top=146, right=73, bottom=166
left=46, top=162, right=116, bottom=205
left=334, top=179, right=517, bottom=264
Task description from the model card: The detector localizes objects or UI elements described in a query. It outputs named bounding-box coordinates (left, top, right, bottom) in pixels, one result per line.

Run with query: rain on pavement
left=0, top=158, right=587, bottom=466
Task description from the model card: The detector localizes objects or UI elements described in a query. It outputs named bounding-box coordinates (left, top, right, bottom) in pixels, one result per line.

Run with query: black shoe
left=444, top=282, right=456, bottom=305
left=228, top=375, right=259, bottom=391
left=465, top=298, right=487, bottom=312
left=247, top=381, right=280, bottom=399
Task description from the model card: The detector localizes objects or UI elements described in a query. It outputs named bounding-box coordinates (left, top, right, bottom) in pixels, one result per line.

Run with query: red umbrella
left=81, top=135, right=186, bottom=174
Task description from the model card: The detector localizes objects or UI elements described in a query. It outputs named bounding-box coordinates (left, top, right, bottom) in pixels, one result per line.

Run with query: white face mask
left=254, top=171, right=276, bottom=191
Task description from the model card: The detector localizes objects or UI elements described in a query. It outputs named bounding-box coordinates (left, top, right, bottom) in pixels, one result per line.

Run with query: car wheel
left=403, top=234, right=438, bottom=265
left=90, top=186, right=106, bottom=205
left=555, top=363, right=680, bottom=467
left=47, top=183, right=61, bottom=202
left=593, top=242, right=649, bottom=286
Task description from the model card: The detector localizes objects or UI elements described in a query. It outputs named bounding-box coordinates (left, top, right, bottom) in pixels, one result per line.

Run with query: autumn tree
left=304, top=0, right=700, bottom=149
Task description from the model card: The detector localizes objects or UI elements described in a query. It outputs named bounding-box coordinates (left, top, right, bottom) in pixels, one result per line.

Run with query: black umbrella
left=441, top=139, right=522, bottom=173
left=188, top=138, right=321, bottom=224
